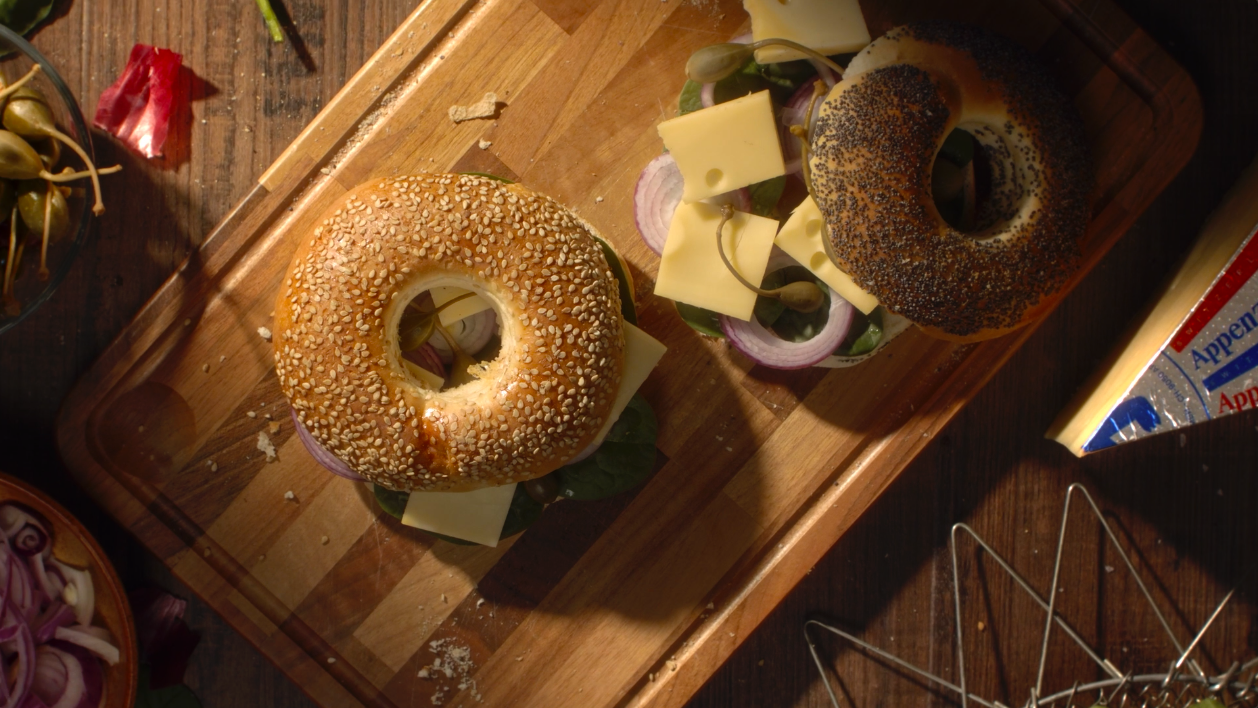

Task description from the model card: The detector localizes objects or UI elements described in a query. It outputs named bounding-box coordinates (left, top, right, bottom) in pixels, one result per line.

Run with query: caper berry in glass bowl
left=0, top=23, right=96, bottom=337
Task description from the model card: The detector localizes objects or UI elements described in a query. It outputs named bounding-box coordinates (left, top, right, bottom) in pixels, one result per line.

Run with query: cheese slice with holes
left=431, top=286, right=491, bottom=326
left=588, top=323, right=667, bottom=448
left=657, top=91, right=785, bottom=203
left=655, top=201, right=780, bottom=321
left=774, top=196, right=878, bottom=314
left=402, top=482, right=517, bottom=547
left=744, top=0, right=871, bottom=64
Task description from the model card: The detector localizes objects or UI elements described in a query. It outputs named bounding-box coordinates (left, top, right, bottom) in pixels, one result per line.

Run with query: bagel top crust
left=273, top=174, right=625, bottom=492
left=810, top=21, right=1091, bottom=339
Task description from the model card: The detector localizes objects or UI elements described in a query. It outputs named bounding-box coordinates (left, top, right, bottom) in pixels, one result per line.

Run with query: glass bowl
left=0, top=23, right=94, bottom=337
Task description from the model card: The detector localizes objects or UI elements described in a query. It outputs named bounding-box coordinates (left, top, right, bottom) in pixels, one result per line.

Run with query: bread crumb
left=257, top=432, right=277, bottom=462
left=977, top=621, right=986, bottom=632
left=206, top=459, right=218, bottom=472
left=478, top=139, right=492, bottom=150
left=595, top=196, right=604, bottom=203
left=284, top=490, right=296, bottom=501
left=441, top=593, right=447, bottom=603
left=449, top=92, right=499, bottom=123
left=201, top=363, right=210, bottom=373
left=475, top=598, right=485, bottom=608
left=321, top=535, right=330, bottom=545
left=418, top=667, right=430, bottom=678
left=258, top=554, right=265, bottom=561
left=758, top=660, right=764, bottom=666
left=184, top=319, right=192, bottom=327
left=327, top=657, right=336, bottom=664
left=706, top=602, right=714, bottom=610
left=219, top=355, right=227, bottom=363
left=247, top=411, right=257, bottom=418
left=202, top=547, right=211, bottom=557
left=138, top=425, right=145, bottom=433
left=268, top=421, right=280, bottom=434
left=257, top=326, right=272, bottom=341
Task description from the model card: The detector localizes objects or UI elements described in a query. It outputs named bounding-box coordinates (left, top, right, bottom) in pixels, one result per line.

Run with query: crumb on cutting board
left=448, top=92, right=500, bottom=123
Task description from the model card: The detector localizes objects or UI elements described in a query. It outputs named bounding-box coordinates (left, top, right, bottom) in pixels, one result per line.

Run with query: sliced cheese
left=403, top=359, right=446, bottom=391
left=1049, top=157, right=1258, bottom=456
left=774, top=196, right=878, bottom=314
left=402, top=482, right=517, bottom=547
left=657, top=91, right=785, bottom=203
left=744, top=0, right=871, bottom=64
left=654, top=201, right=780, bottom=321
left=588, top=323, right=668, bottom=448
left=431, top=286, right=491, bottom=327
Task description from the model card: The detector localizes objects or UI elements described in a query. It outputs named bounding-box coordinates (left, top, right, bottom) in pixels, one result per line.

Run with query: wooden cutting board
left=56, top=0, right=1200, bottom=706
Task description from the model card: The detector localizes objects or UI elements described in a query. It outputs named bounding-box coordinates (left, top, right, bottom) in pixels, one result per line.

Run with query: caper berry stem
left=401, top=290, right=476, bottom=350
left=713, top=204, right=825, bottom=313
left=3, top=207, right=18, bottom=310
left=433, top=319, right=478, bottom=387
left=748, top=38, right=846, bottom=79
left=0, top=65, right=42, bottom=104
left=37, top=180, right=51, bottom=280
left=39, top=126, right=110, bottom=214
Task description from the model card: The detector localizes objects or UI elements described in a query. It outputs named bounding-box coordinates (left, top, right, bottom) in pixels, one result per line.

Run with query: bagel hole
left=931, top=128, right=994, bottom=234
left=396, top=288, right=503, bottom=392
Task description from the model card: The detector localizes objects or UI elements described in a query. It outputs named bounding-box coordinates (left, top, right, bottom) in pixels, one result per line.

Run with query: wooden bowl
left=0, top=472, right=138, bottom=707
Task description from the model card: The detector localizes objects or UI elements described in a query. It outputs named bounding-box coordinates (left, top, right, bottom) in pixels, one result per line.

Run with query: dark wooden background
left=0, top=0, right=1254, bottom=706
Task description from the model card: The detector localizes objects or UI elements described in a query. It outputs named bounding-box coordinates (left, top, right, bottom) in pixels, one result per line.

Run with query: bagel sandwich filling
left=634, top=8, right=1089, bottom=369
left=274, top=174, right=666, bottom=546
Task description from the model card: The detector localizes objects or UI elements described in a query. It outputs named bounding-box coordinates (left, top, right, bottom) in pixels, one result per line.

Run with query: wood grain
left=21, top=1, right=1210, bottom=707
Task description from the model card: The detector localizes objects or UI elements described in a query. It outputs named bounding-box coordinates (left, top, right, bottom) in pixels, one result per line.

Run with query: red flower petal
left=93, top=44, right=182, bottom=158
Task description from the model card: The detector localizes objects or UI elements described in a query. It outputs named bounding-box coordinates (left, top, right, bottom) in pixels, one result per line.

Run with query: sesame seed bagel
left=273, top=174, right=626, bottom=493
left=810, top=21, right=1090, bottom=342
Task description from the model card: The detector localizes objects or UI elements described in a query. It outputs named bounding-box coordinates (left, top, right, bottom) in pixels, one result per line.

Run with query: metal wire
left=805, top=484, right=1247, bottom=708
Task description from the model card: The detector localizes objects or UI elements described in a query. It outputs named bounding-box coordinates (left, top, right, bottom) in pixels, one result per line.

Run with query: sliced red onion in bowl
left=290, top=409, right=365, bottom=482
left=427, top=307, right=498, bottom=364
left=718, top=252, right=855, bottom=370
left=633, top=153, right=683, bottom=255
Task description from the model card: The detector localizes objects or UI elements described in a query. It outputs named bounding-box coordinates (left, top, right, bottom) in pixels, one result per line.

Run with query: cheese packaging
left=1049, top=159, right=1258, bottom=455
left=654, top=201, right=780, bottom=320
left=656, top=91, right=785, bottom=203
left=774, top=196, right=879, bottom=314
left=743, top=0, right=871, bottom=64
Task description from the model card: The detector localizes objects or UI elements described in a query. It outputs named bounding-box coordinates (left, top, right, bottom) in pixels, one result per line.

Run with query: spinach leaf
left=938, top=129, right=975, bottom=168
left=747, top=175, right=785, bottom=218
left=835, top=306, right=884, bottom=357
left=675, top=301, right=725, bottom=338
left=556, top=394, right=658, bottom=501
left=0, top=0, right=54, bottom=38
left=374, top=485, right=409, bottom=520
left=594, top=235, right=637, bottom=325
left=678, top=80, right=704, bottom=116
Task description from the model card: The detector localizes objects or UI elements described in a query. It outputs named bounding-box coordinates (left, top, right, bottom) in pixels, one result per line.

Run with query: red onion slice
left=718, top=255, right=855, bottom=370
left=705, top=187, right=752, bottom=214
left=633, top=153, right=683, bottom=255
left=780, top=79, right=831, bottom=172
left=290, top=409, right=365, bottom=482
left=52, top=627, right=120, bottom=666
left=402, top=343, right=446, bottom=380
left=699, top=82, right=716, bottom=109
left=427, top=307, right=498, bottom=364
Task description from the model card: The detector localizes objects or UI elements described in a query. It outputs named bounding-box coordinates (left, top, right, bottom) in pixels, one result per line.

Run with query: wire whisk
left=805, top=484, right=1252, bottom=708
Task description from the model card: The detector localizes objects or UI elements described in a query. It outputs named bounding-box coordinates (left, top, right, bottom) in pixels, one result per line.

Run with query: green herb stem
left=254, top=0, right=285, bottom=43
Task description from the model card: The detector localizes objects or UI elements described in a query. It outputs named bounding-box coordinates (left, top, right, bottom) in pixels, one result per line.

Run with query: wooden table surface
left=1, top=1, right=1254, bottom=707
